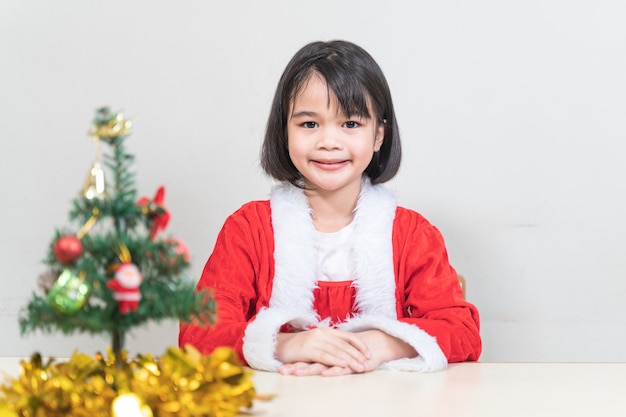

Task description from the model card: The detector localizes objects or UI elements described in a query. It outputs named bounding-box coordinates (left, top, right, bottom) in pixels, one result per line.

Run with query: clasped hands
left=275, top=327, right=417, bottom=377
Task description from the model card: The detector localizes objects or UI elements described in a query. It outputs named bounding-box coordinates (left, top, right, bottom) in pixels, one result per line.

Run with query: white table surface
left=249, top=362, right=626, bottom=417
left=2, top=358, right=625, bottom=416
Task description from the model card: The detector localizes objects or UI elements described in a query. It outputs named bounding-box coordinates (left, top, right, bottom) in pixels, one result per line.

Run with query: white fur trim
left=267, top=183, right=319, bottom=313
left=242, top=307, right=317, bottom=371
left=351, top=181, right=398, bottom=318
left=339, top=315, right=448, bottom=372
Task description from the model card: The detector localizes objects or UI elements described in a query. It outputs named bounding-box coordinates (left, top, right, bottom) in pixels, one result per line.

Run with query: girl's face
left=287, top=74, right=384, bottom=197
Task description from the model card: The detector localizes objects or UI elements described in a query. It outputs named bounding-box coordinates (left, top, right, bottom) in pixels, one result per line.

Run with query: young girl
left=179, top=40, right=481, bottom=376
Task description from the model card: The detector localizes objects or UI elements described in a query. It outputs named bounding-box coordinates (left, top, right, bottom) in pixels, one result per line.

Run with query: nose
left=316, top=125, right=341, bottom=150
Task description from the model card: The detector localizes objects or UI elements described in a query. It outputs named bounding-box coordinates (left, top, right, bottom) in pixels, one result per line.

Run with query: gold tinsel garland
left=0, top=345, right=256, bottom=417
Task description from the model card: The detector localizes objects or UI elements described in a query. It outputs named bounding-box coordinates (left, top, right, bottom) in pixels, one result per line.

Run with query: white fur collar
left=268, top=178, right=397, bottom=322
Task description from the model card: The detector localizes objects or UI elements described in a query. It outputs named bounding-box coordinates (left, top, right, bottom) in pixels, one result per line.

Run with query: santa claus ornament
left=107, top=262, right=143, bottom=314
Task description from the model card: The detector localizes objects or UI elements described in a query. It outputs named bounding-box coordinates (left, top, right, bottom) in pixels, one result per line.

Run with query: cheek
left=287, top=135, right=305, bottom=160
left=286, top=139, right=301, bottom=171
left=286, top=138, right=295, bottom=160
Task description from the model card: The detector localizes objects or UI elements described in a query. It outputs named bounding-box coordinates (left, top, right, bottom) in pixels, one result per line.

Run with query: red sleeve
left=178, top=201, right=274, bottom=364
left=393, top=208, right=482, bottom=362
left=106, top=280, right=121, bottom=291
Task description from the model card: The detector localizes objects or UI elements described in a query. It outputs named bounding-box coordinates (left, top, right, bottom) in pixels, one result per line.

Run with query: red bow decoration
left=137, top=186, right=170, bottom=240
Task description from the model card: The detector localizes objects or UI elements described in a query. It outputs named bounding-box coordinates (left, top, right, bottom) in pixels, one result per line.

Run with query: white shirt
left=315, top=222, right=355, bottom=282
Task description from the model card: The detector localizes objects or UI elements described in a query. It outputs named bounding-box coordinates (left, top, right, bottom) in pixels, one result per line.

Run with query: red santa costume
left=179, top=179, right=481, bottom=372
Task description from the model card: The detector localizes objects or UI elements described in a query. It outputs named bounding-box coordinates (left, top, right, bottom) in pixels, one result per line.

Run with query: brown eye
left=303, top=122, right=318, bottom=128
left=344, top=121, right=360, bottom=128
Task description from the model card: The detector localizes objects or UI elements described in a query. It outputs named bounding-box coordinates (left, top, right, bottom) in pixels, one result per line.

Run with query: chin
left=307, top=181, right=358, bottom=194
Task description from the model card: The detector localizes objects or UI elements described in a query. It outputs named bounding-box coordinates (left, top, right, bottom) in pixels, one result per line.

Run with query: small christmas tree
left=19, top=106, right=214, bottom=364
left=1, top=107, right=257, bottom=417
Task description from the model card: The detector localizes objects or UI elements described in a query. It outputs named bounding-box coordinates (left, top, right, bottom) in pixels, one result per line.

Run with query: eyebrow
left=290, top=110, right=318, bottom=119
left=290, top=110, right=363, bottom=120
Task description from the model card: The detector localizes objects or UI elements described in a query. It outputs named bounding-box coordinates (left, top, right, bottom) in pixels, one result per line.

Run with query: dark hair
left=260, top=40, right=402, bottom=185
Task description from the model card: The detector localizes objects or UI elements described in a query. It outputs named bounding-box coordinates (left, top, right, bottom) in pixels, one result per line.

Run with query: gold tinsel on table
left=0, top=345, right=256, bottom=417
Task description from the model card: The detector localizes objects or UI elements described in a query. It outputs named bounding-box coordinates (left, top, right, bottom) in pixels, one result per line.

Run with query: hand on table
left=275, top=327, right=371, bottom=374
left=276, top=328, right=418, bottom=377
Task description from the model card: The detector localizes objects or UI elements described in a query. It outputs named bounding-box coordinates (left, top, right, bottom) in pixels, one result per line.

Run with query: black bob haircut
left=260, top=40, right=402, bottom=186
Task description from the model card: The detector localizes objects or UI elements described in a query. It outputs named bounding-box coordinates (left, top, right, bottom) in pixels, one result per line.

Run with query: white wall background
left=1, top=0, right=624, bottom=362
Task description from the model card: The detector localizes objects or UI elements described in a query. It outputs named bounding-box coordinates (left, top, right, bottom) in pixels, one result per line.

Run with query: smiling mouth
left=311, top=159, right=349, bottom=170
left=314, top=160, right=347, bottom=164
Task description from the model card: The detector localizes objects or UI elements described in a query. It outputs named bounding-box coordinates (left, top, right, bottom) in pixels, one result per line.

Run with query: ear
left=373, top=120, right=385, bottom=152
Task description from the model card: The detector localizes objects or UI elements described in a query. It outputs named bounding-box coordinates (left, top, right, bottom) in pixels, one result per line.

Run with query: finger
left=315, top=349, right=366, bottom=373
left=279, top=361, right=355, bottom=377
left=316, top=333, right=372, bottom=370
left=317, top=329, right=372, bottom=362
left=337, top=331, right=372, bottom=359
left=292, top=362, right=331, bottom=376
left=278, top=363, right=296, bottom=375
left=278, top=361, right=318, bottom=375
left=280, top=328, right=370, bottom=370
left=321, top=365, right=355, bottom=377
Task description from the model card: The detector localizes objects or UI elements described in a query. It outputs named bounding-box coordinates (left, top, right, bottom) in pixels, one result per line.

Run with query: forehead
left=291, top=74, right=334, bottom=109
left=289, top=72, right=373, bottom=118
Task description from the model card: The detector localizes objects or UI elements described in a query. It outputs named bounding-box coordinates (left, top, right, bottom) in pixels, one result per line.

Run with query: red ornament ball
left=53, top=235, right=83, bottom=264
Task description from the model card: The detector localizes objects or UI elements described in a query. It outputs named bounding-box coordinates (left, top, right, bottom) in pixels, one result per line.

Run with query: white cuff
left=242, top=307, right=317, bottom=371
